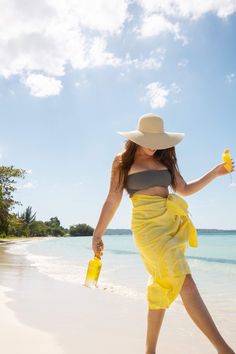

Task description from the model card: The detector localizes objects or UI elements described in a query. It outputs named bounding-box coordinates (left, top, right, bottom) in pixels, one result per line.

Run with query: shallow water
left=5, top=233, right=236, bottom=311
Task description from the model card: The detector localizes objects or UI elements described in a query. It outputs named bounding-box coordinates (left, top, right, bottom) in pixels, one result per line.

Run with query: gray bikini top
left=125, top=169, right=172, bottom=197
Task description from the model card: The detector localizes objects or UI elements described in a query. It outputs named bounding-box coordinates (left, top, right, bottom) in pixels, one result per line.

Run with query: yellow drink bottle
left=222, top=148, right=232, bottom=172
left=84, top=255, right=102, bottom=288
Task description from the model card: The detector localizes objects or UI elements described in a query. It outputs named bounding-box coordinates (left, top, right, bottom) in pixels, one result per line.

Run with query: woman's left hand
left=214, top=158, right=235, bottom=177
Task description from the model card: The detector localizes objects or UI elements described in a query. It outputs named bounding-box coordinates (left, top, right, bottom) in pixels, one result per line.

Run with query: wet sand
left=0, top=238, right=234, bottom=354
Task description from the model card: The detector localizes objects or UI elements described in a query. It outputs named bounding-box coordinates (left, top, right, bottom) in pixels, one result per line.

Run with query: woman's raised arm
left=174, top=158, right=235, bottom=197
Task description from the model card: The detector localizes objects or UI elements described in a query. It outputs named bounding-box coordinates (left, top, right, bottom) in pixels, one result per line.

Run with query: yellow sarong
left=130, top=193, right=198, bottom=310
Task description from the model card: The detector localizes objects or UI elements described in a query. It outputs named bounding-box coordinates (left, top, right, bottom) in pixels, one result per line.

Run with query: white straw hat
left=116, top=113, right=185, bottom=149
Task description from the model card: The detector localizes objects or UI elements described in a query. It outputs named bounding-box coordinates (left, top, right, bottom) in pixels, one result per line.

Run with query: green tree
left=19, top=206, right=36, bottom=225
left=45, top=217, right=65, bottom=236
left=15, top=206, right=37, bottom=236
left=6, top=213, right=24, bottom=237
left=29, top=221, right=48, bottom=237
left=45, top=217, right=60, bottom=228
left=69, top=223, right=94, bottom=236
left=0, top=165, right=26, bottom=235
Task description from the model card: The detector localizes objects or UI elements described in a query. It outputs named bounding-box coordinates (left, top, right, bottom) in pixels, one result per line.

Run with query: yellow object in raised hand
left=222, top=148, right=232, bottom=172
left=84, top=255, right=102, bottom=288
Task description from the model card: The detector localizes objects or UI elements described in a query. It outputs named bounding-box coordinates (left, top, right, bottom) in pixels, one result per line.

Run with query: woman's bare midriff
left=132, top=186, right=169, bottom=198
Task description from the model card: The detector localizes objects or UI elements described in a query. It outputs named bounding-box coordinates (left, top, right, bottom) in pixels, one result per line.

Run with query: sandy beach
left=0, top=237, right=234, bottom=354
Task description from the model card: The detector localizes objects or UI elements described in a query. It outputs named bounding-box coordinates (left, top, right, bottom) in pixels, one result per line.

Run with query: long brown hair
left=116, top=139, right=183, bottom=194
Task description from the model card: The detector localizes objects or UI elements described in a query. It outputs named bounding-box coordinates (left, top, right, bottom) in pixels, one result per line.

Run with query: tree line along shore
left=1, top=165, right=235, bottom=241
left=0, top=165, right=94, bottom=239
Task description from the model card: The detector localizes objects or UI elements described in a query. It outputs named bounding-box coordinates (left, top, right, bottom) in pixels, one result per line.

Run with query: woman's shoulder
left=112, top=152, right=123, bottom=169
left=114, top=151, right=123, bottom=162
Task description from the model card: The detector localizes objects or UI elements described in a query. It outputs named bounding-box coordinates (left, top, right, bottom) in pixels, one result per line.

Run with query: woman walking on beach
left=92, top=113, right=235, bottom=354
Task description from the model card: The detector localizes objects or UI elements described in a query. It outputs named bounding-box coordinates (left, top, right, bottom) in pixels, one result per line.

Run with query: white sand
left=0, top=239, right=234, bottom=354
left=0, top=285, right=64, bottom=354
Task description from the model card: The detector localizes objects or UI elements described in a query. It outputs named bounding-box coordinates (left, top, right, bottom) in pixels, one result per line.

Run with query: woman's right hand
left=92, top=235, right=104, bottom=258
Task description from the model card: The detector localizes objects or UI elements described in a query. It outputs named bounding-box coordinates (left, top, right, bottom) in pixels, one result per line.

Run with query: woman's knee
left=180, top=274, right=198, bottom=296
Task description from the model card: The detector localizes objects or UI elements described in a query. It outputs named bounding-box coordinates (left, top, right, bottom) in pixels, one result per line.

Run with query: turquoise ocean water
left=6, top=232, right=236, bottom=317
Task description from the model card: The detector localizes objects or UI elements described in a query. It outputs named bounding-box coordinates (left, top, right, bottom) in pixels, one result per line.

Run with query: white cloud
left=74, top=48, right=166, bottom=81
left=177, top=58, right=189, bottom=67
left=0, top=0, right=129, bottom=92
left=137, top=0, right=236, bottom=20
left=17, top=182, right=35, bottom=190
left=123, top=48, right=166, bottom=70
left=142, top=82, right=170, bottom=108
left=23, top=182, right=34, bottom=189
left=142, top=81, right=181, bottom=108
left=226, top=73, right=235, bottom=83
left=49, top=0, right=130, bottom=35
left=170, top=82, right=181, bottom=94
left=22, top=74, right=62, bottom=97
left=136, top=0, right=236, bottom=44
left=137, top=14, right=187, bottom=44
left=1, top=0, right=236, bottom=97
left=88, top=37, right=122, bottom=67
left=75, top=79, right=90, bottom=88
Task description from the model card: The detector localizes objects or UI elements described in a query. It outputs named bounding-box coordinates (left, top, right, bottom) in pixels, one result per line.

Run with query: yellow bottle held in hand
left=84, top=255, right=102, bottom=288
left=222, top=148, right=232, bottom=172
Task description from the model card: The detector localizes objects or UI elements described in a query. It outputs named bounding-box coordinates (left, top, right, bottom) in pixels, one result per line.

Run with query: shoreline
left=0, top=236, right=57, bottom=243
left=0, top=239, right=148, bottom=354
left=0, top=238, right=234, bottom=353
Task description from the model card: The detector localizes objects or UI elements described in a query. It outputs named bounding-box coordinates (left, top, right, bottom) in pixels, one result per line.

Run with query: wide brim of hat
left=116, top=130, right=185, bottom=149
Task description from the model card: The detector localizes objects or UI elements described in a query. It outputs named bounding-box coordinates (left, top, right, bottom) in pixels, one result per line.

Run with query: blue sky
left=0, top=1, right=236, bottom=230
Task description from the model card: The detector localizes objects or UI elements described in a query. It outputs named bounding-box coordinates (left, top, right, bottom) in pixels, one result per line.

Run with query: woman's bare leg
left=180, top=274, right=235, bottom=353
left=145, top=308, right=166, bottom=354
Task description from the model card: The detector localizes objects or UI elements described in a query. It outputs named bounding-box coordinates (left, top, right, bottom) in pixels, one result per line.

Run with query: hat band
left=139, top=128, right=164, bottom=133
